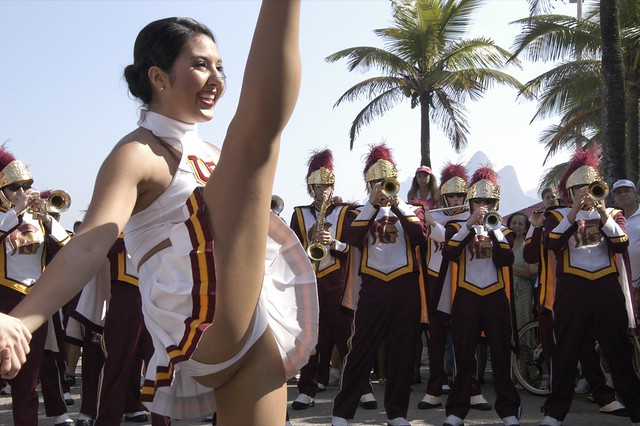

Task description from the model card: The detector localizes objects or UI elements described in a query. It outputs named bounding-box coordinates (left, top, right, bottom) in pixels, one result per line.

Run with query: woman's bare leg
left=214, top=331, right=286, bottom=425
left=192, top=0, right=301, bottom=380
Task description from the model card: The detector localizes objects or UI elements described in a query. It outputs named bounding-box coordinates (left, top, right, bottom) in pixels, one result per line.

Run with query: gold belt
left=138, top=239, right=172, bottom=270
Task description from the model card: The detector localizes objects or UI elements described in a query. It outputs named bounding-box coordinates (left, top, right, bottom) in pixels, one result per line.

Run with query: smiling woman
left=7, top=2, right=319, bottom=425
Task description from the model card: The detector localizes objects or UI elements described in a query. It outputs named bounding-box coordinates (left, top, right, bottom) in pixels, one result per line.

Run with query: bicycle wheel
left=511, top=321, right=550, bottom=396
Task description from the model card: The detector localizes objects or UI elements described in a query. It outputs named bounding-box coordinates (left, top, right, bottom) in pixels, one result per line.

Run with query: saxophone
left=306, top=193, right=331, bottom=266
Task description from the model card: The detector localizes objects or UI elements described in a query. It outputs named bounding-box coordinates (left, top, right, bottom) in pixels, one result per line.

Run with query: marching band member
left=440, top=165, right=521, bottom=426
left=289, top=148, right=367, bottom=410
left=418, top=162, right=482, bottom=410
left=540, top=148, right=640, bottom=426
left=332, top=144, right=427, bottom=426
left=94, top=234, right=167, bottom=425
left=0, top=145, right=71, bottom=425
left=525, top=187, right=627, bottom=417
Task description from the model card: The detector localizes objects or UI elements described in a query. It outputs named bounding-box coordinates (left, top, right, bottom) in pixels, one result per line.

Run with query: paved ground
left=0, top=365, right=632, bottom=425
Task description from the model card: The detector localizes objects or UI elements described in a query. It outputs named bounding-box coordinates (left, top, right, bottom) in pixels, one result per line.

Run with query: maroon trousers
left=95, top=281, right=155, bottom=425
left=78, top=328, right=105, bottom=418
left=0, top=287, right=48, bottom=426
left=297, top=274, right=366, bottom=398
left=543, top=274, right=640, bottom=422
left=538, top=308, right=617, bottom=407
left=424, top=274, right=449, bottom=396
left=446, top=288, right=521, bottom=420
left=333, top=273, right=421, bottom=420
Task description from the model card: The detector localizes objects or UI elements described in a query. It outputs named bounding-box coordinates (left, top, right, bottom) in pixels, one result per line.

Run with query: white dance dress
left=123, top=110, right=318, bottom=419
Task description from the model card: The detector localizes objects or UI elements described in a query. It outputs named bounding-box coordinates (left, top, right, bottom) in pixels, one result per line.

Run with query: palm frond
left=345, top=87, right=408, bottom=148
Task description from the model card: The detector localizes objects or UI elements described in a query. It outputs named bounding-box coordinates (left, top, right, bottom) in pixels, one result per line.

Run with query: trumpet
left=270, top=195, right=284, bottom=215
left=587, top=180, right=609, bottom=201
left=483, top=211, right=502, bottom=231
left=27, top=189, right=71, bottom=217
left=46, top=190, right=72, bottom=214
left=381, top=178, right=400, bottom=198
left=428, top=203, right=469, bottom=213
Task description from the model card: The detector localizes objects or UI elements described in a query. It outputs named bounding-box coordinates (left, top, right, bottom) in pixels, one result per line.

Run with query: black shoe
left=470, top=402, right=492, bottom=411
left=359, top=400, right=377, bottom=409
left=291, top=400, right=315, bottom=410
left=124, top=414, right=149, bottom=422
left=417, top=401, right=442, bottom=409
left=75, top=420, right=92, bottom=426
left=602, top=407, right=629, bottom=417
left=64, top=392, right=74, bottom=406
left=65, top=374, right=77, bottom=386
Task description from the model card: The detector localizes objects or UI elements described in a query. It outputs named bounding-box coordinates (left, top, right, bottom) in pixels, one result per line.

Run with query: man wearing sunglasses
left=0, top=145, right=72, bottom=425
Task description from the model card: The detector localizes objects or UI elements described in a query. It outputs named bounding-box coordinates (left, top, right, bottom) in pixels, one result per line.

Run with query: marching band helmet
left=440, top=162, right=469, bottom=206
left=559, top=146, right=601, bottom=204
left=467, top=165, right=500, bottom=210
left=306, top=148, right=335, bottom=196
left=0, top=144, right=33, bottom=209
left=363, top=144, right=397, bottom=192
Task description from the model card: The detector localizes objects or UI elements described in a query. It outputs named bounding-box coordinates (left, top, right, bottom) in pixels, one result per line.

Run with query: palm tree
left=517, top=0, right=638, bottom=185
left=325, top=0, right=527, bottom=167
left=510, top=12, right=603, bottom=160
left=600, top=0, right=627, bottom=183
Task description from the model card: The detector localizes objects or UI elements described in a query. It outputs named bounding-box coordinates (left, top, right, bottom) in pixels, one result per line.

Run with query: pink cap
left=415, top=165, right=432, bottom=175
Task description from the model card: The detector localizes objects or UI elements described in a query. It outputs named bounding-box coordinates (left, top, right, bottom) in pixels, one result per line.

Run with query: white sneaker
left=0, top=383, right=10, bottom=396
left=574, top=377, right=590, bottom=394
left=387, top=417, right=410, bottom=426
left=444, top=414, right=464, bottom=426
left=331, top=416, right=349, bottom=426
left=63, top=392, right=74, bottom=406
left=539, top=415, right=562, bottom=426
left=503, top=415, right=519, bottom=426
left=359, top=392, right=377, bottom=409
left=52, top=414, right=72, bottom=424
left=291, top=393, right=314, bottom=410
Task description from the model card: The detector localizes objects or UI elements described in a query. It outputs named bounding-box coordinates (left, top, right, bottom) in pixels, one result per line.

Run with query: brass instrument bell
left=46, top=190, right=71, bottom=214
left=587, top=180, right=609, bottom=201
left=483, top=211, right=502, bottom=231
left=270, top=195, right=284, bottom=215
left=381, top=178, right=400, bottom=198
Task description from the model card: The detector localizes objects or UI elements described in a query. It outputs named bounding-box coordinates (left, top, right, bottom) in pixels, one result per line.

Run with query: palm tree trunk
left=600, top=0, right=627, bottom=182
left=625, top=81, right=639, bottom=182
left=419, top=95, right=431, bottom=167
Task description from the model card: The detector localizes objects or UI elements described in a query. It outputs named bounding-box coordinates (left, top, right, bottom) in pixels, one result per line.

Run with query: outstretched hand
left=0, top=313, right=31, bottom=379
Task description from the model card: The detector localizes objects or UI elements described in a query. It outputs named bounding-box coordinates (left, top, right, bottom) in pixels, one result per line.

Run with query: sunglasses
left=6, top=183, right=32, bottom=192
left=472, top=198, right=496, bottom=205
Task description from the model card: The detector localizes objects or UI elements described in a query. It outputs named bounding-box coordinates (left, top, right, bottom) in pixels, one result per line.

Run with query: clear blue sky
left=0, top=0, right=578, bottom=229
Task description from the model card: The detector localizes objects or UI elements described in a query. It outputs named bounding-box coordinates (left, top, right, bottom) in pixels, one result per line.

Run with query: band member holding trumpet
left=527, top=187, right=628, bottom=417
left=540, top=148, right=640, bottom=426
left=418, top=162, right=490, bottom=412
left=0, top=145, right=71, bottom=425
left=289, top=148, right=363, bottom=410
left=332, top=144, right=427, bottom=426
left=440, top=165, right=521, bottom=426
